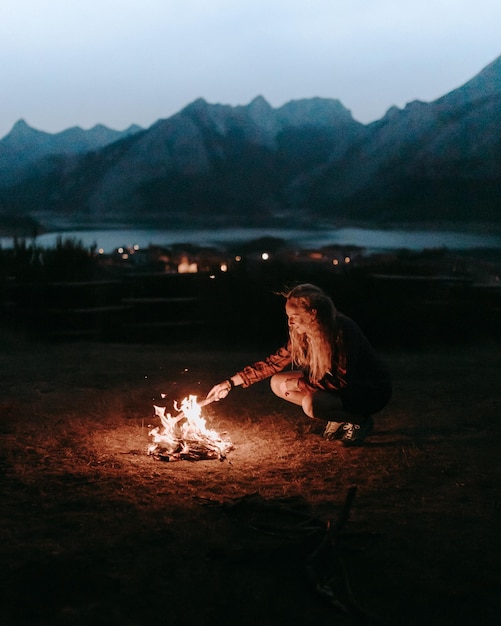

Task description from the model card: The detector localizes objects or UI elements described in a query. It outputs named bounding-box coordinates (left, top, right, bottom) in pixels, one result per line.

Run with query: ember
left=148, top=394, right=233, bottom=462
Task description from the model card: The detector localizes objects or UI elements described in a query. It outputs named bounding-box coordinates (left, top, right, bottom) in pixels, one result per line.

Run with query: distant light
left=178, top=260, right=198, bottom=273
left=209, top=274, right=216, bottom=279
left=344, top=256, right=351, bottom=264
left=118, top=247, right=124, bottom=254
left=122, top=253, right=129, bottom=260
left=98, top=248, right=104, bottom=255
left=332, top=259, right=339, bottom=266
left=220, top=263, right=228, bottom=272
left=235, top=255, right=242, bottom=262
left=133, top=244, right=139, bottom=251
left=261, top=252, right=269, bottom=261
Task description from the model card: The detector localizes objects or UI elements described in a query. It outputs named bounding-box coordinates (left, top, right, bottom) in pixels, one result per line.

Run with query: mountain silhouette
left=1, top=55, right=500, bottom=233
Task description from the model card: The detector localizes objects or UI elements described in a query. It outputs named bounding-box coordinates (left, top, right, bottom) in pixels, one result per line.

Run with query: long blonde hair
left=285, top=284, right=337, bottom=383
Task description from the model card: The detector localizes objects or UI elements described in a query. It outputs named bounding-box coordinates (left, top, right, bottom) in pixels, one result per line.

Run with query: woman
left=205, top=283, right=391, bottom=446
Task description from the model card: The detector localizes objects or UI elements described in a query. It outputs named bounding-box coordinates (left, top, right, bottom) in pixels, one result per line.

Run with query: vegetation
left=0, top=236, right=98, bottom=282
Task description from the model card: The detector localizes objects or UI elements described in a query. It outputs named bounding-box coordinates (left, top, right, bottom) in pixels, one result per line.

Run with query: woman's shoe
left=340, top=416, right=374, bottom=446
left=322, top=421, right=344, bottom=440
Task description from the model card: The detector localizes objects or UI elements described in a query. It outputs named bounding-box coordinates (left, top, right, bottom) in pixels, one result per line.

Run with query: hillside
left=0, top=56, right=500, bottom=234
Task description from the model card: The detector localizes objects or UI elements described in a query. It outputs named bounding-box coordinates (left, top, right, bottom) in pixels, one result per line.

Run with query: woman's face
left=286, top=300, right=315, bottom=335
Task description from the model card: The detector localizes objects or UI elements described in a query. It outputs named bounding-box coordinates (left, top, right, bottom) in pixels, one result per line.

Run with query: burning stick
left=173, top=396, right=213, bottom=419
left=148, top=394, right=233, bottom=462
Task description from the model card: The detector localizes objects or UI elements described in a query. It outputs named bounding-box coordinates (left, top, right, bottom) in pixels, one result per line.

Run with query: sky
left=1, top=0, right=500, bottom=139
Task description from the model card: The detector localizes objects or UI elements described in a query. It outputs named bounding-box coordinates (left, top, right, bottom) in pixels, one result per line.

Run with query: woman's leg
left=271, top=373, right=353, bottom=421
left=270, top=372, right=316, bottom=418
left=270, top=373, right=368, bottom=422
left=311, top=390, right=374, bottom=444
left=270, top=371, right=306, bottom=407
left=271, top=374, right=372, bottom=444
left=310, top=390, right=362, bottom=422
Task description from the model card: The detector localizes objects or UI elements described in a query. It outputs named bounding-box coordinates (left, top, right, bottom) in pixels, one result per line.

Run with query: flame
left=148, top=394, right=233, bottom=462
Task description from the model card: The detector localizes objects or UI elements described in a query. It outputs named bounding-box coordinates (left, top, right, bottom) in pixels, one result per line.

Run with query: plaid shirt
left=238, top=344, right=295, bottom=388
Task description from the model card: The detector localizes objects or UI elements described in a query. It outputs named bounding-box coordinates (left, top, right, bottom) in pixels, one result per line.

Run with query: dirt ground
left=0, top=330, right=500, bottom=626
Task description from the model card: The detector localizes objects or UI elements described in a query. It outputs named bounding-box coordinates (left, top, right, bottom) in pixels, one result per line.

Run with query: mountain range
left=1, top=55, right=500, bottom=235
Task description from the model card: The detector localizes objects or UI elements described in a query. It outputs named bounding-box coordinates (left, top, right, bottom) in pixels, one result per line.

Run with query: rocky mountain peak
left=2, top=119, right=46, bottom=144
left=1, top=57, right=499, bottom=228
left=277, top=97, right=356, bottom=128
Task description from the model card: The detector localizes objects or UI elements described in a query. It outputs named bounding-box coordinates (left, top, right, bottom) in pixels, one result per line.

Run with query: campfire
left=148, top=395, right=233, bottom=462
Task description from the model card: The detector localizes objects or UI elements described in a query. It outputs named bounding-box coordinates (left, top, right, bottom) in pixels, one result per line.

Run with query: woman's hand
left=205, top=380, right=233, bottom=403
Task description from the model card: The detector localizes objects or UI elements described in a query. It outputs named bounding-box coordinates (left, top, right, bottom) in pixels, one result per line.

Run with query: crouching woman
left=205, top=283, right=392, bottom=446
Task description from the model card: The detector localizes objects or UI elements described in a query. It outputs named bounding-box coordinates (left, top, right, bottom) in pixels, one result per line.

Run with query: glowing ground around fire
left=1, top=339, right=500, bottom=626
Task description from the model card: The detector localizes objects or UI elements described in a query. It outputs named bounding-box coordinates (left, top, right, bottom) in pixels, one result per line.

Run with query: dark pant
left=311, top=385, right=391, bottom=423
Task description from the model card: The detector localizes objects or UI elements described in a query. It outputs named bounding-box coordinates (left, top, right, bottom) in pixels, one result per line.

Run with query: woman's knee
left=301, top=394, right=315, bottom=418
left=270, top=373, right=286, bottom=398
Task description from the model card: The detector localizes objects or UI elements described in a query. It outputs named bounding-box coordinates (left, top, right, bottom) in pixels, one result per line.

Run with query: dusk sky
left=1, top=0, right=500, bottom=139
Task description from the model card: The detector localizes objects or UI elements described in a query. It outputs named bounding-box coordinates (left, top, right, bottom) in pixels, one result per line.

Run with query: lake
left=3, top=226, right=501, bottom=254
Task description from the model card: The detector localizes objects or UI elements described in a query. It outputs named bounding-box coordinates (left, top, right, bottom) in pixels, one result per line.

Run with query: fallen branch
left=211, top=489, right=381, bottom=623
left=306, top=487, right=382, bottom=623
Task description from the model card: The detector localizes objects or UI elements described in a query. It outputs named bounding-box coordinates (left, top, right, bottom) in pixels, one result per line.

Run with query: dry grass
left=0, top=331, right=500, bottom=625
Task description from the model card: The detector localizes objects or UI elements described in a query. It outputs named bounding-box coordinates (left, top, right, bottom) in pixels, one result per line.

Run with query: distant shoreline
left=2, top=223, right=500, bottom=257
left=2, top=219, right=501, bottom=238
